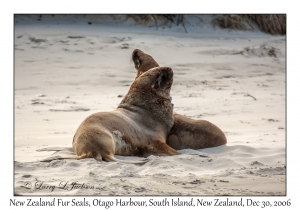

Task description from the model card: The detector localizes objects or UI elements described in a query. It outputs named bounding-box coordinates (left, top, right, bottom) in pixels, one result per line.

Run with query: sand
left=14, top=15, right=286, bottom=197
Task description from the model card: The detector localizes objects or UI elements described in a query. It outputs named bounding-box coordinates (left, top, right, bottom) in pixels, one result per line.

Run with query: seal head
left=132, top=49, right=160, bottom=79
left=119, top=66, right=174, bottom=132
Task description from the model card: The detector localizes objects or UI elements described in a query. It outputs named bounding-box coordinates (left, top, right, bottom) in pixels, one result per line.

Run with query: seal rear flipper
left=36, top=147, right=73, bottom=152
left=39, top=154, right=87, bottom=162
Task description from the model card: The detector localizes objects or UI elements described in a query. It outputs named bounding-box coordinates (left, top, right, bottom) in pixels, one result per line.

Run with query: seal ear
left=132, top=50, right=141, bottom=69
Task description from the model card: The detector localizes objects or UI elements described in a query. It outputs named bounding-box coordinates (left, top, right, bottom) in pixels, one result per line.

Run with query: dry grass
left=243, top=14, right=286, bottom=35
left=125, top=14, right=188, bottom=32
left=127, top=14, right=286, bottom=35
left=212, top=15, right=252, bottom=31
left=213, top=14, right=286, bottom=35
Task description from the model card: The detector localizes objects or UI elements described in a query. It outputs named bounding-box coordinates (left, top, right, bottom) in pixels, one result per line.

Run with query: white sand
left=14, top=15, right=286, bottom=196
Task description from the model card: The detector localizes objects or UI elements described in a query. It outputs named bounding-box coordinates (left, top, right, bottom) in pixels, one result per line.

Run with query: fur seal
left=132, top=49, right=227, bottom=150
left=39, top=66, right=179, bottom=163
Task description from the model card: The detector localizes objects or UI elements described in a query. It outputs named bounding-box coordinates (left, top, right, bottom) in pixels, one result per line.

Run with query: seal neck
left=118, top=90, right=174, bottom=132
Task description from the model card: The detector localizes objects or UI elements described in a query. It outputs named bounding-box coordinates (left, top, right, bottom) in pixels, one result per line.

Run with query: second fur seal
left=132, top=49, right=227, bottom=150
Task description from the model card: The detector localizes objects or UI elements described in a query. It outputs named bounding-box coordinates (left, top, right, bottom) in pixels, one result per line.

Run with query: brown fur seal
left=132, top=49, right=227, bottom=150
left=39, top=66, right=179, bottom=163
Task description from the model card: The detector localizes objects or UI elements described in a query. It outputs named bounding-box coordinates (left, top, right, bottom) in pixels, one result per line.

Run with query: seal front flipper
left=148, top=140, right=180, bottom=156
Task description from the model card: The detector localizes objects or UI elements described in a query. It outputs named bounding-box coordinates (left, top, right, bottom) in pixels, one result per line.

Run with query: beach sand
left=14, top=15, right=286, bottom=196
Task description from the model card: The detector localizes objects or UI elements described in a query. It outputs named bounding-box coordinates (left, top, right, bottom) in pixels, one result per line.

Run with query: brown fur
left=132, top=49, right=227, bottom=150
left=72, top=66, right=179, bottom=162
left=132, top=49, right=159, bottom=79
